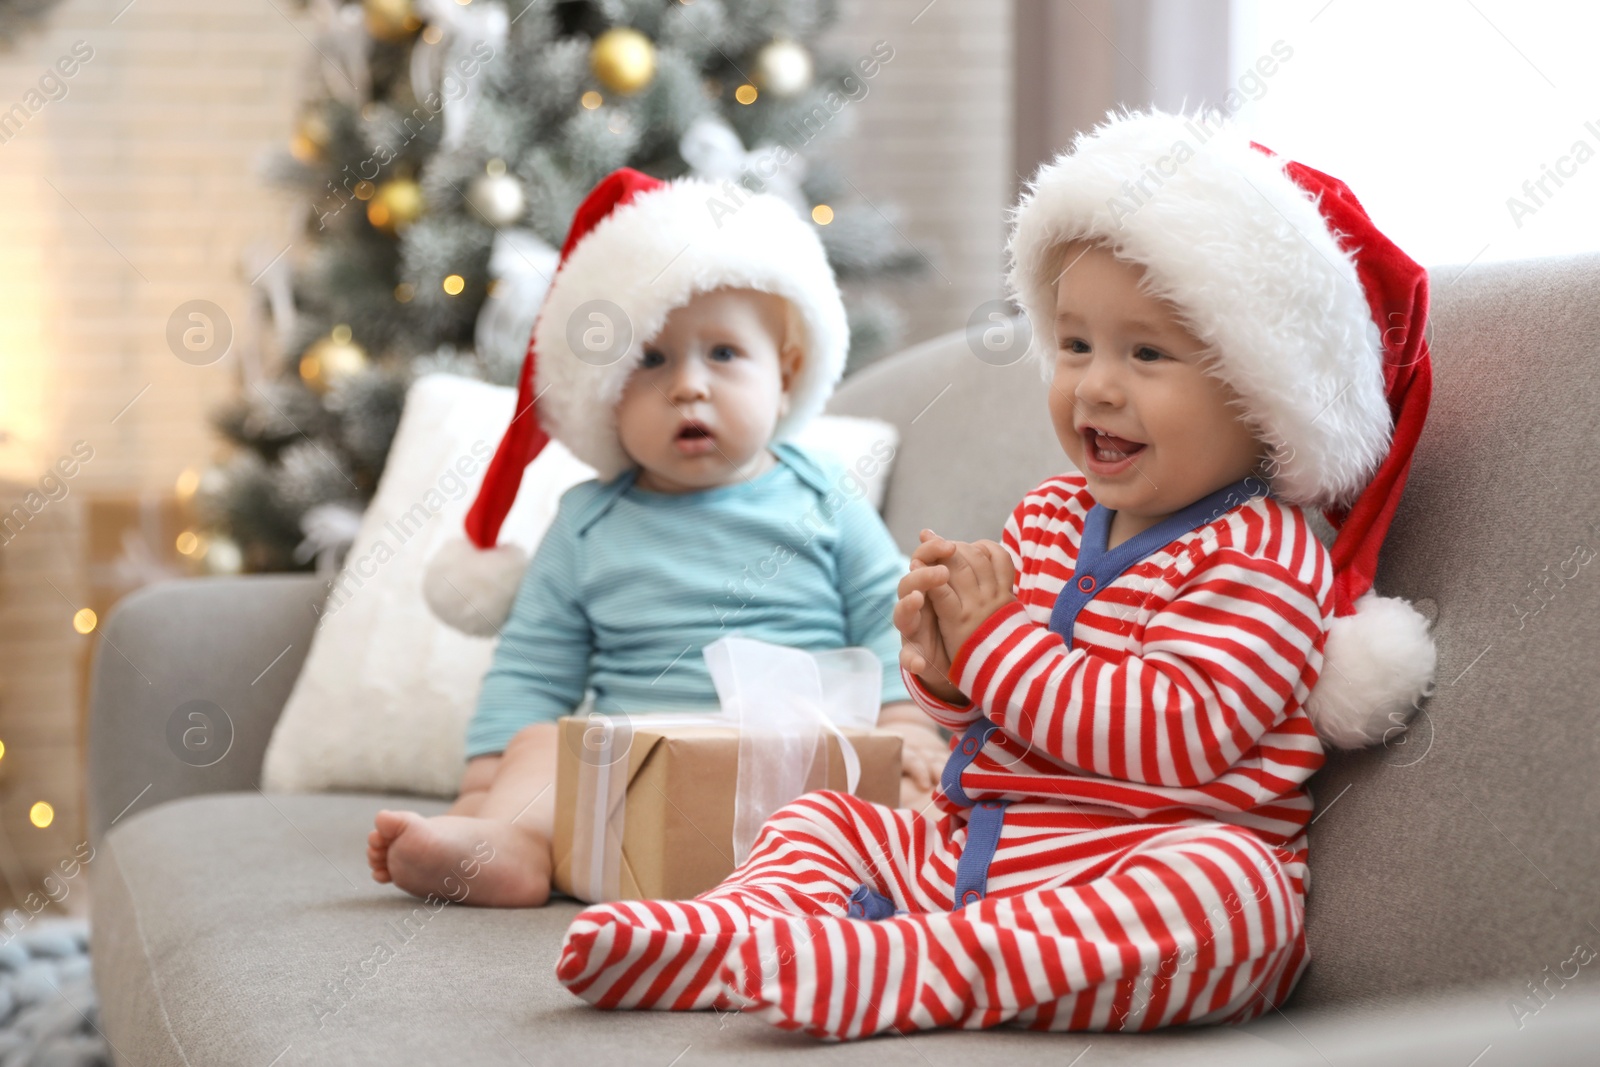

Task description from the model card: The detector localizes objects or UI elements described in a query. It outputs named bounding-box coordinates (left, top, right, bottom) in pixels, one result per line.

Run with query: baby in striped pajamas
left=556, top=108, right=1439, bottom=1039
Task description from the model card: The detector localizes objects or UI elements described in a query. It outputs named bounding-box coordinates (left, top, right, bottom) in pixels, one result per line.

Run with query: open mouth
left=676, top=421, right=712, bottom=441
left=1081, top=426, right=1146, bottom=471
left=673, top=420, right=715, bottom=455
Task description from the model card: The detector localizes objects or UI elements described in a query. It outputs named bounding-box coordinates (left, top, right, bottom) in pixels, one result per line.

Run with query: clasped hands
left=893, top=530, right=1017, bottom=705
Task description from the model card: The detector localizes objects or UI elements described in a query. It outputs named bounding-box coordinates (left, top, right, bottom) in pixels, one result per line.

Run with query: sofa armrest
left=86, top=574, right=327, bottom=845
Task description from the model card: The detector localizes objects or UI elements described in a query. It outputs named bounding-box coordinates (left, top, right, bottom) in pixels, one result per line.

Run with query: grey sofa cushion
left=91, top=792, right=1600, bottom=1065
left=92, top=793, right=1306, bottom=1066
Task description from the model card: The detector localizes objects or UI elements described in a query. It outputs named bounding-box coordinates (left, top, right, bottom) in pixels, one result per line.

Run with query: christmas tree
left=204, top=0, right=921, bottom=575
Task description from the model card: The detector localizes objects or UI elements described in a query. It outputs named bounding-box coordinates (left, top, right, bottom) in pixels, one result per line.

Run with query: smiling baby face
left=1047, top=239, right=1266, bottom=544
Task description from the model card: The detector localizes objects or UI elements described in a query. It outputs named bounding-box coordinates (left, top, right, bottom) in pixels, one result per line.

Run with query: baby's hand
left=895, top=553, right=966, bottom=704
left=918, top=534, right=1017, bottom=661
left=877, top=703, right=949, bottom=814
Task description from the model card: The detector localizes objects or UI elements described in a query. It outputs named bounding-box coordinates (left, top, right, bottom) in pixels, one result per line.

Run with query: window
left=1229, top=0, right=1600, bottom=268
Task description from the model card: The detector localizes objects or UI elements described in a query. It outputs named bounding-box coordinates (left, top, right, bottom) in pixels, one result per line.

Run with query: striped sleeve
left=901, top=666, right=981, bottom=730
left=947, top=547, right=1325, bottom=788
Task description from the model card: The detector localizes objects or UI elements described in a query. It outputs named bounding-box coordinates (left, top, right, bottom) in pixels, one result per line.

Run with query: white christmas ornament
left=474, top=228, right=560, bottom=374
left=466, top=167, right=526, bottom=226
left=410, top=0, right=508, bottom=149
left=678, top=115, right=807, bottom=216
left=203, top=535, right=244, bottom=576
left=294, top=501, right=366, bottom=577
left=754, top=38, right=813, bottom=97
left=313, top=0, right=373, bottom=106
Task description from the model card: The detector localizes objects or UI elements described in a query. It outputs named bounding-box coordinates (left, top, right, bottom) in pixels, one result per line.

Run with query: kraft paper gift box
left=551, top=717, right=903, bottom=902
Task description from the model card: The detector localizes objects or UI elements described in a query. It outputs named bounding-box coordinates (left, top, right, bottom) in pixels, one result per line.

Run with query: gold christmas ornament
left=299, top=326, right=369, bottom=394
left=754, top=38, right=812, bottom=97
left=364, top=0, right=421, bottom=42
left=368, top=177, right=425, bottom=234
left=590, top=27, right=656, bottom=95
left=289, top=110, right=331, bottom=164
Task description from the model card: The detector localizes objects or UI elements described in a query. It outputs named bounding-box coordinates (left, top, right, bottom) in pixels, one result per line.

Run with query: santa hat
left=424, top=167, right=849, bottom=635
left=1007, top=107, right=1437, bottom=749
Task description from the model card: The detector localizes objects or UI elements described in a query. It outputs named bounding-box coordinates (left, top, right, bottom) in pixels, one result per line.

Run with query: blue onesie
left=466, top=442, right=913, bottom=758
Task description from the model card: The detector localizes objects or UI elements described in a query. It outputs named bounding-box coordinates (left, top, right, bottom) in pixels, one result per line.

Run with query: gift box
left=551, top=717, right=902, bottom=901
left=550, top=635, right=905, bottom=902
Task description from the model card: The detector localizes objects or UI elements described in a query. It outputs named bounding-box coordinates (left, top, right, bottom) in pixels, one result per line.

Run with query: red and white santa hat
left=424, top=167, right=849, bottom=636
left=1007, top=107, right=1437, bottom=749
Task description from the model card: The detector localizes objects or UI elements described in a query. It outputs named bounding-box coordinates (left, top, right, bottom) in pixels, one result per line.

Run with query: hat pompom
left=1305, top=590, right=1438, bottom=749
left=422, top=537, right=528, bottom=637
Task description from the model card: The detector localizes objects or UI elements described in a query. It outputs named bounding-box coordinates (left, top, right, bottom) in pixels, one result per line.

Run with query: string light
left=734, top=83, right=758, bottom=104
left=30, top=801, right=53, bottom=828
left=72, top=609, right=96, bottom=635
left=811, top=204, right=834, bottom=225
left=581, top=91, right=603, bottom=109
left=443, top=274, right=465, bottom=295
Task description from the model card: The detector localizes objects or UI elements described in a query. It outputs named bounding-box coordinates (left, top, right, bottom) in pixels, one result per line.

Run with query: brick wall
left=0, top=0, right=306, bottom=908
left=823, top=0, right=1013, bottom=350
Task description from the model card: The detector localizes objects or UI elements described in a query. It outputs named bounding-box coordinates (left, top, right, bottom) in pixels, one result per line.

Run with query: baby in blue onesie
left=367, top=168, right=945, bottom=907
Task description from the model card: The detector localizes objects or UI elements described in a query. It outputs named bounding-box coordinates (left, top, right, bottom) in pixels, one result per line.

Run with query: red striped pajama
left=557, top=472, right=1334, bottom=1039
left=556, top=790, right=1307, bottom=1038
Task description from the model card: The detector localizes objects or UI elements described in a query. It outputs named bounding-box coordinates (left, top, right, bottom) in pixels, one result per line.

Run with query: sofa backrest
left=828, top=327, right=1063, bottom=551
left=827, top=251, right=1600, bottom=1012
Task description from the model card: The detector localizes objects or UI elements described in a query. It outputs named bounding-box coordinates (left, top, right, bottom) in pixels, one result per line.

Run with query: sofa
left=87, top=251, right=1600, bottom=1065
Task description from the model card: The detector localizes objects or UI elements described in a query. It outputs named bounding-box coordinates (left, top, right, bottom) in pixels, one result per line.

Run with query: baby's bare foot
left=368, top=810, right=552, bottom=908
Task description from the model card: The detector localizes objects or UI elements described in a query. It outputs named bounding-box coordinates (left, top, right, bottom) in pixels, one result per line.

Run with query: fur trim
left=1305, top=590, right=1438, bottom=749
left=1006, top=108, right=1391, bottom=510
left=422, top=537, right=528, bottom=637
left=532, top=177, right=848, bottom=480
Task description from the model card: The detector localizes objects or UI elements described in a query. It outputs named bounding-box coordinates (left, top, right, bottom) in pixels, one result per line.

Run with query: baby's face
left=1047, top=240, right=1265, bottom=522
left=615, top=287, right=800, bottom=494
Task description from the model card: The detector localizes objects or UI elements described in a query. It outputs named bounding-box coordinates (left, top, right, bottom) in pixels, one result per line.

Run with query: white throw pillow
left=260, top=373, right=901, bottom=798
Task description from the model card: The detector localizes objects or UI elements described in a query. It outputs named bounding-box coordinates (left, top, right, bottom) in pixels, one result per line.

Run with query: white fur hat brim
left=532, top=177, right=849, bottom=481
left=1006, top=108, right=1392, bottom=511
